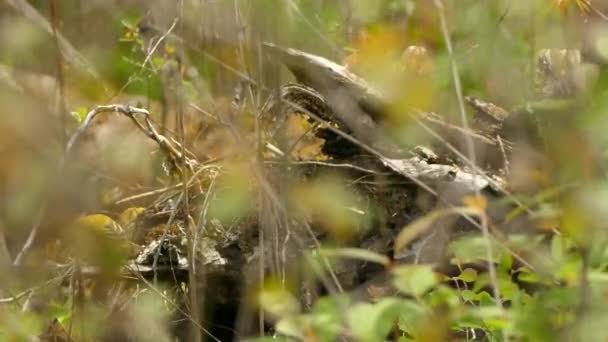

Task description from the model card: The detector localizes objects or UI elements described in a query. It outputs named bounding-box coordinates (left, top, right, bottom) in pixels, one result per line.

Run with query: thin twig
left=254, top=38, right=267, bottom=336
left=114, top=164, right=220, bottom=205
left=152, top=196, right=182, bottom=285
left=213, top=80, right=347, bottom=300
left=5, top=0, right=105, bottom=88
left=66, top=263, right=79, bottom=341
left=0, top=289, right=31, bottom=304
left=140, top=23, right=257, bottom=86
left=497, top=135, right=510, bottom=174
left=135, top=271, right=223, bottom=342
left=114, top=184, right=183, bottom=205
left=141, top=18, right=179, bottom=72
left=433, top=0, right=476, bottom=167
left=582, top=0, right=608, bottom=20
left=577, top=249, right=590, bottom=316
left=286, top=0, right=344, bottom=58
left=106, top=16, right=179, bottom=105
left=49, top=0, right=67, bottom=144
left=13, top=104, right=194, bottom=266
left=285, top=122, right=320, bottom=157
left=434, top=3, right=505, bottom=338
left=480, top=213, right=505, bottom=313
left=264, top=160, right=385, bottom=175
left=175, top=1, right=201, bottom=340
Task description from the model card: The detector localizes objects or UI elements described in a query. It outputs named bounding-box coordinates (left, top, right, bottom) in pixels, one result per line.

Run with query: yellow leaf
left=165, top=44, right=176, bottom=55
left=71, top=214, right=123, bottom=238
left=258, top=278, right=300, bottom=319
left=576, top=0, right=591, bottom=14
left=462, top=194, right=488, bottom=213
left=553, top=0, right=571, bottom=14
left=118, top=207, right=145, bottom=227
left=65, top=214, right=132, bottom=268
left=345, top=25, right=403, bottom=74
left=535, top=217, right=559, bottom=231
left=552, top=0, right=590, bottom=15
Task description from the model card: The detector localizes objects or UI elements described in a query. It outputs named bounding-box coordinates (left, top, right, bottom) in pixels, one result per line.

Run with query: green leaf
left=120, top=18, right=136, bottom=30
left=588, top=271, right=608, bottom=296
left=347, top=298, right=403, bottom=342
left=515, top=267, right=543, bottom=284
left=467, top=306, right=509, bottom=331
left=0, top=310, right=43, bottom=340
left=424, top=285, right=460, bottom=308
left=517, top=272, right=543, bottom=284
left=474, top=291, right=495, bottom=306
left=505, top=186, right=566, bottom=223
left=275, top=316, right=306, bottom=340
left=472, top=273, right=490, bottom=293
left=310, top=295, right=350, bottom=342
left=152, top=56, right=165, bottom=68
left=392, top=265, right=438, bottom=297
left=550, top=234, right=565, bottom=263
left=47, top=299, right=72, bottom=326
left=309, top=312, right=344, bottom=342
left=557, top=258, right=582, bottom=285
left=499, top=252, right=513, bottom=272
left=258, top=286, right=300, bottom=318
left=461, top=289, right=476, bottom=301
left=397, top=299, right=427, bottom=336
left=313, top=294, right=351, bottom=314
left=69, top=106, right=88, bottom=123
left=449, top=235, right=496, bottom=263
left=459, top=268, right=478, bottom=282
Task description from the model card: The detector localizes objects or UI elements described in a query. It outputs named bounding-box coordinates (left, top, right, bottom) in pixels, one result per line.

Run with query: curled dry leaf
left=394, top=207, right=481, bottom=254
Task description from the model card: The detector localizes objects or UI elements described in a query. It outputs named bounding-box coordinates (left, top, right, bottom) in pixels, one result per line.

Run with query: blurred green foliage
left=1, top=0, right=608, bottom=341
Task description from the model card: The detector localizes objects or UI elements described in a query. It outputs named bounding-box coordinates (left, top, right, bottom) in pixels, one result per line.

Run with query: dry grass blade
left=394, top=207, right=480, bottom=254
left=318, top=248, right=392, bottom=267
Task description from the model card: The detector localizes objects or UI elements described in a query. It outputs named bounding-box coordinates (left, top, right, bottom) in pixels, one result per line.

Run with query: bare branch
left=13, top=104, right=198, bottom=266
